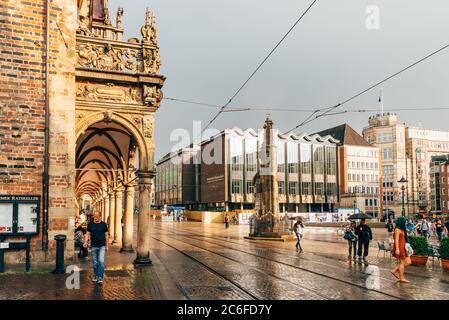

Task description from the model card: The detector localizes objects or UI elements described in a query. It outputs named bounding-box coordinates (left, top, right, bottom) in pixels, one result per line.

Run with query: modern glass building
left=156, top=127, right=339, bottom=213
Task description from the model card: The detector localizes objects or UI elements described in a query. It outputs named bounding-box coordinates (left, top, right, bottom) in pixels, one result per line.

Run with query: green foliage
left=439, top=238, right=449, bottom=260
left=409, top=236, right=429, bottom=257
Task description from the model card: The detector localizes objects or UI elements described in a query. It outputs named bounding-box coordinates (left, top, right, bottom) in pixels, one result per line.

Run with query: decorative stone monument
left=246, top=115, right=293, bottom=241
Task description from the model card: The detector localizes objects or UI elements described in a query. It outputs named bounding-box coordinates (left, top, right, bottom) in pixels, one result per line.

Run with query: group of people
left=344, top=219, right=373, bottom=263
left=386, top=217, right=449, bottom=242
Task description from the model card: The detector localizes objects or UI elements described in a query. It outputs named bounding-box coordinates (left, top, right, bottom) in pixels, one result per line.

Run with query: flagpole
left=380, top=88, right=384, bottom=115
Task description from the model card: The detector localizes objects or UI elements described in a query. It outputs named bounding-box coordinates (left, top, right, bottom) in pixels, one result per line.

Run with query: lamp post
left=398, top=176, right=408, bottom=217
left=353, top=199, right=357, bottom=215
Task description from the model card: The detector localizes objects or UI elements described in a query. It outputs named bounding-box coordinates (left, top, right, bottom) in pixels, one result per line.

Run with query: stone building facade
left=1, top=0, right=165, bottom=266
left=363, top=113, right=449, bottom=217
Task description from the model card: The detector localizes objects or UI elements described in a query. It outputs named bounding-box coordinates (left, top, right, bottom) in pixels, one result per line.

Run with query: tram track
left=151, top=226, right=400, bottom=300
left=153, top=224, right=448, bottom=299
left=152, top=224, right=449, bottom=300
left=150, top=234, right=259, bottom=300
left=151, top=233, right=329, bottom=300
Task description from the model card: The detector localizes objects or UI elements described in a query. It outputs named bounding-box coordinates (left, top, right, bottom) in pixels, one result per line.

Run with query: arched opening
left=76, top=117, right=142, bottom=253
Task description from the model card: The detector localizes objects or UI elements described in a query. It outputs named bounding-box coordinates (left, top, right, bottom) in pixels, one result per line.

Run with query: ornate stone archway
left=75, top=0, right=165, bottom=265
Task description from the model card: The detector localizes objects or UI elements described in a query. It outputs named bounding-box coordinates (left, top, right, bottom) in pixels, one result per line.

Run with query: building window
left=300, top=144, right=312, bottom=174
left=246, top=181, right=254, bottom=194
left=326, top=183, right=337, bottom=196
left=382, top=165, right=393, bottom=175
left=382, top=147, right=392, bottom=160
left=287, top=143, right=298, bottom=174
left=313, top=145, right=324, bottom=175
left=376, top=133, right=393, bottom=143
left=383, top=192, right=394, bottom=202
left=288, top=181, right=299, bottom=195
left=230, top=137, right=244, bottom=172
left=326, top=146, right=336, bottom=175
left=277, top=143, right=285, bottom=173
left=301, top=182, right=312, bottom=195
left=315, top=182, right=324, bottom=196
left=278, top=181, right=286, bottom=195
left=231, top=179, right=242, bottom=194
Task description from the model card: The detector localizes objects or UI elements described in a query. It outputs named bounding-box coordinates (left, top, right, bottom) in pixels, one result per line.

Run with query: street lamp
left=353, top=199, right=357, bottom=215
left=398, top=176, right=408, bottom=217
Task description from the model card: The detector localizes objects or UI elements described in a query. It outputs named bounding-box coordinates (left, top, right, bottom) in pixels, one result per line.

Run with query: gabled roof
left=316, top=124, right=372, bottom=147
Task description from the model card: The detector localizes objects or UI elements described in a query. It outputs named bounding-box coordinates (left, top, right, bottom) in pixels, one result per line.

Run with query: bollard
left=53, top=234, right=67, bottom=274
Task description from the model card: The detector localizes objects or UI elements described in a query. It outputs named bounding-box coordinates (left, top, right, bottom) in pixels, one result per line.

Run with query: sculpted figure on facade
left=143, top=85, right=163, bottom=106
left=143, top=118, right=154, bottom=139
left=150, top=14, right=158, bottom=45
left=77, top=43, right=140, bottom=73
left=116, top=7, right=124, bottom=29
left=141, top=9, right=153, bottom=43
left=152, top=50, right=161, bottom=73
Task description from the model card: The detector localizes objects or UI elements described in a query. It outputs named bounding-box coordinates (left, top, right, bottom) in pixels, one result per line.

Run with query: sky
left=108, top=0, right=449, bottom=161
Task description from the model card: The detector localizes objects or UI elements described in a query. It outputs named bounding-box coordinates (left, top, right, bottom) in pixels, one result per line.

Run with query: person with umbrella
left=352, top=214, right=373, bottom=264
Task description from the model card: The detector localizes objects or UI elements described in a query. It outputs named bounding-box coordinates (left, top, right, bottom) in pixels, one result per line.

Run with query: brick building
left=1, top=0, right=77, bottom=263
left=1, top=0, right=165, bottom=267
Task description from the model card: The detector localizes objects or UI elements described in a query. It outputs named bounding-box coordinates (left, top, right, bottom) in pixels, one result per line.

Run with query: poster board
left=0, top=195, right=40, bottom=236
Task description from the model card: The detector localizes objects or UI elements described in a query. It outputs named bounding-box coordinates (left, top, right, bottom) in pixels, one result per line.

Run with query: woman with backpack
left=344, top=221, right=358, bottom=259
left=391, top=216, right=412, bottom=283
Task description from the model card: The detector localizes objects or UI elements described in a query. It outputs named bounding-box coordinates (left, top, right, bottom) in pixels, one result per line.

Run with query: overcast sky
left=109, top=0, right=449, bottom=161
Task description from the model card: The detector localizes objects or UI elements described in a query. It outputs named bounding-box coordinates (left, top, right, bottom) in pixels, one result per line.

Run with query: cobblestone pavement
left=0, top=220, right=448, bottom=300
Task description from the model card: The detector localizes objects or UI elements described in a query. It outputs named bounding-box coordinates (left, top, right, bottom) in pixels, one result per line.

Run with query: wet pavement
left=0, top=220, right=448, bottom=300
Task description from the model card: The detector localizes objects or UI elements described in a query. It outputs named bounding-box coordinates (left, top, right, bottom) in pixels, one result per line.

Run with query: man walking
left=436, top=219, right=445, bottom=242
left=421, top=219, right=430, bottom=240
left=84, top=211, right=109, bottom=285
left=355, top=218, right=373, bottom=264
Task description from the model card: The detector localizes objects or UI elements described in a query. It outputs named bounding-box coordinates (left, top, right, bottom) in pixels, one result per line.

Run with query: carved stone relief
left=76, top=83, right=141, bottom=104
left=143, top=118, right=154, bottom=139
left=143, top=85, right=163, bottom=106
left=77, top=43, right=139, bottom=73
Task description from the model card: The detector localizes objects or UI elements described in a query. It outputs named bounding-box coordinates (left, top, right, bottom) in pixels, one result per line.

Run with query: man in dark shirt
left=84, top=211, right=109, bottom=285
left=355, top=219, right=373, bottom=264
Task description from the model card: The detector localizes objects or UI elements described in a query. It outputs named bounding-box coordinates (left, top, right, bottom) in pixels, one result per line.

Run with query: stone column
left=113, top=188, right=124, bottom=245
left=134, top=171, right=154, bottom=266
left=121, top=184, right=135, bottom=252
left=100, top=199, right=104, bottom=218
left=109, top=192, right=116, bottom=240
left=104, top=195, right=110, bottom=224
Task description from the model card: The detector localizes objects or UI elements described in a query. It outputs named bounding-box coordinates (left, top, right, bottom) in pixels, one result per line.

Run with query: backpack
left=343, top=230, right=355, bottom=241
